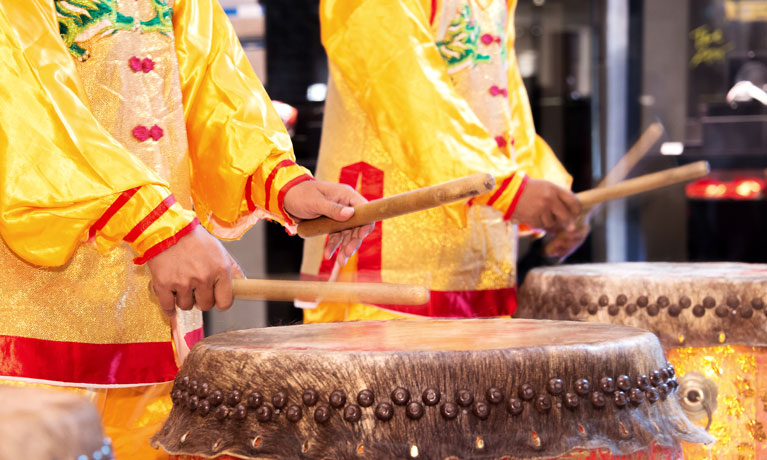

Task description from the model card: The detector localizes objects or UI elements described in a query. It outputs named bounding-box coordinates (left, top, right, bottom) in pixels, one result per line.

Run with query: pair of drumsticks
left=232, top=125, right=708, bottom=305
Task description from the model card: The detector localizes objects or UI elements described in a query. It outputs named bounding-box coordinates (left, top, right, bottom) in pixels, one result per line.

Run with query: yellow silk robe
left=302, top=0, right=571, bottom=321
left=0, top=0, right=310, bottom=457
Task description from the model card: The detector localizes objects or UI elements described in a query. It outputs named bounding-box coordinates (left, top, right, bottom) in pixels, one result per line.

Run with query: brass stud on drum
left=272, top=391, right=287, bottom=409
left=392, top=387, right=411, bottom=406
left=314, top=405, right=331, bottom=424
left=302, top=389, right=319, bottom=407
left=440, top=402, right=458, bottom=420
left=455, top=389, right=474, bottom=407
left=485, top=387, right=504, bottom=404
left=344, top=404, right=362, bottom=422
left=421, top=388, right=439, bottom=406
left=375, top=402, right=394, bottom=421
left=506, top=398, right=523, bottom=416
left=286, top=404, right=303, bottom=422
left=329, top=390, right=347, bottom=408
left=248, top=391, right=264, bottom=409
left=679, top=296, right=692, bottom=309
left=357, top=389, right=375, bottom=407
left=405, top=401, right=425, bottom=420
left=472, top=401, right=490, bottom=420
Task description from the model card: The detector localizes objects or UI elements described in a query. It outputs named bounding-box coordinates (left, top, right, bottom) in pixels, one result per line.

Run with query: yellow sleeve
left=173, top=0, right=312, bottom=239
left=505, top=0, right=572, bottom=190
left=0, top=1, right=196, bottom=267
left=320, top=0, right=525, bottom=221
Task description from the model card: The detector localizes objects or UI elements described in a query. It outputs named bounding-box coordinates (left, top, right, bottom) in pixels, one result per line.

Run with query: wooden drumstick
left=597, top=123, right=664, bottom=189
left=545, top=123, right=664, bottom=254
left=232, top=279, right=429, bottom=305
left=296, top=173, right=496, bottom=238
left=576, top=161, right=709, bottom=208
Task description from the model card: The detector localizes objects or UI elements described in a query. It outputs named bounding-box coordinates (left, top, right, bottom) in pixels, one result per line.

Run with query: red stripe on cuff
left=486, top=174, right=514, bottom=207
left=503, top=175, right=529, bottom=221
left=263, top=160, right=298, bottom=212
left=277, top=174, right=314, bottom=226
left=133, top=217, right=200, bottom=265
left=244, top=176, right=256, bottom=213
left=89, top=187, right=140, bottom=240
left=124, top=195, right=177, bottom=243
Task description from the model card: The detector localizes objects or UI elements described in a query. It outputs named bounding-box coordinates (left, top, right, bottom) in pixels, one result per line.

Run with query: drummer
left=0, top=0, right=371, bottom=458
left=300, top=0, right=587, bottom=321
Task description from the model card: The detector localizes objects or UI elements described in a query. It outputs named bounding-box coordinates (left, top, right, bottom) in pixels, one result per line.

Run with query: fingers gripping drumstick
left=297, top=174, right=495, bottom=238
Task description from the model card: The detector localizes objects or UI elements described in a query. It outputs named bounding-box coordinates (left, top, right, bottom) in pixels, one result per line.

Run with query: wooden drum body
left=151, top=319, right=708, bottom=459
left=517, top=262, right=767, bottom=459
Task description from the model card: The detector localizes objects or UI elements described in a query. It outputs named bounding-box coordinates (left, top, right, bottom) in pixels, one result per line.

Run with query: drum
left=517, top=262, right=767, bottom=459
left=151, top=319, right=709, bottom=459
left=0, top=385, right=113, bottom=460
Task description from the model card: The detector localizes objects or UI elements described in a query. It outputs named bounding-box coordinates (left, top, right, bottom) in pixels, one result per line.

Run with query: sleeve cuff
left=89, top=184, right=199, bottom=263
left=470, top=171, right=528, bottom=220
left=248, top=158, right=314, bottom=227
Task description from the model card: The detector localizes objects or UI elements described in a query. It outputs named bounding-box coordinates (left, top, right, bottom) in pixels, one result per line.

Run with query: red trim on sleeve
left=486, top=174, right=514, bottom=207
left=276, top=174, right=315, bottom=225
left=503, top=175, right=529, bottom=221
left=244, top=176, right=256, bottom=212
left=263, top=160, right=299, bottom=211
left=132, top=217, right=200, bottom=265
left=88, top=187, right=140, bottom=240
left=123, top=195, right=177, bottom=243
left=430, top=0, right=437, bottom=25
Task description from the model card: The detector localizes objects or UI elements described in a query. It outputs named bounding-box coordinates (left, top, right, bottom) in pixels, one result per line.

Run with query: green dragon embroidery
left=436, top=4, right=490, bottom=72
left=55, top=0, right=173, bottom=59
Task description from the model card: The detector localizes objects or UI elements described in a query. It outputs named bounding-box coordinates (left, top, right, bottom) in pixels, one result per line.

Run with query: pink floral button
left=132, top=125, right=150, bottom=141
left=129, top=56, right=142, bottom=72
left=133, top=124, right=164, bottom=141
left=129, top=56, right=156, bottom=73
left=481, top=34, right=502, bottom=45
left=141, top=58, right=155, bottom=73
left=149, top=125, right=164, bottom=141
left=489, top=85, right=508, bottom=97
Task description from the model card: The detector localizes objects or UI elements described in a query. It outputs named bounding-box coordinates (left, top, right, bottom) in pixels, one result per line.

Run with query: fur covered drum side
left=517, top=262, right=767, bottom=459
left=151, top=319, right=710, bottom=459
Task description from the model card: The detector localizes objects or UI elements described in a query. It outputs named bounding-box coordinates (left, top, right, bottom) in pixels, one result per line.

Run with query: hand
left=511, top=179, right=581, bottom=232
left=283, top=180, right=374, bottom=266
left=544, top=222, right=591, bottom=261
left=147, top=225, right=240, bottom=317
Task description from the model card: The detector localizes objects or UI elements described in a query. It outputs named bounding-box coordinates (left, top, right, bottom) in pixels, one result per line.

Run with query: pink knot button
left=495, top=136, right=508, bottom=148
left=481, top=34, right=502, bottom=45
left=149, top=124, right=164, bottom=141
left=133, top=124, right=164, bottom=141
left=132, top=125, right=150, bottom=141
left=129, top=56, right=155, bottom=73
left=489, top=85, right=508, bottom=97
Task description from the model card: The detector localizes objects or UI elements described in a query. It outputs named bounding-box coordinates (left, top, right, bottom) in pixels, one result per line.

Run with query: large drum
left=151, top=319, right=709, bottom=459
left=0, top=385, right=113, bottom=460
left=517, top=262, right=767, bottom=459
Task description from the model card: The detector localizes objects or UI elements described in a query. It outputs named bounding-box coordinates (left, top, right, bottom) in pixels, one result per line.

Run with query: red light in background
left=687, top=177, right=765, bottom=200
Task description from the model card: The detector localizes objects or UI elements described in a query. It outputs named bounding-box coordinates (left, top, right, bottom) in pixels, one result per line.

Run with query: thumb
left=322, top=200, right=355, bottom=222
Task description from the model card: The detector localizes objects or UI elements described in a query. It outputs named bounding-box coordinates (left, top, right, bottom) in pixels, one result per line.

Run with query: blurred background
left=207, top=0, right=767, bottom=335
